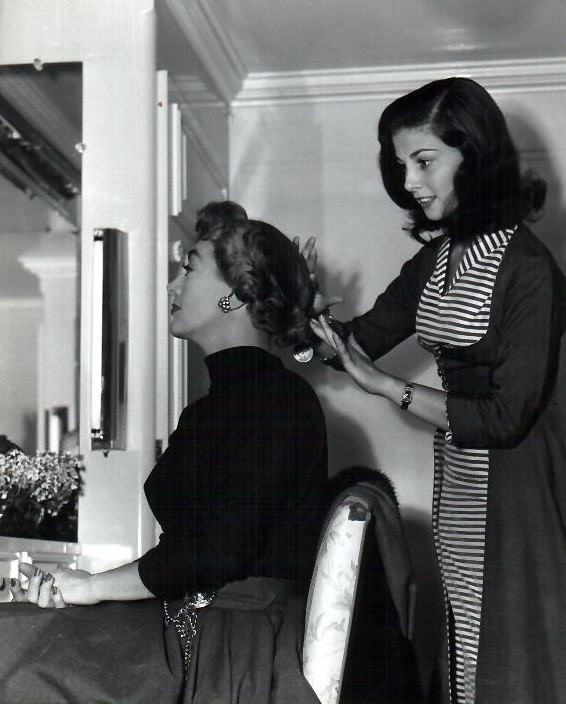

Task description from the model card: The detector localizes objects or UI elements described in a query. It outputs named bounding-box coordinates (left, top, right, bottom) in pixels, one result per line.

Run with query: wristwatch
left=400, top=381, right=414, bottom=410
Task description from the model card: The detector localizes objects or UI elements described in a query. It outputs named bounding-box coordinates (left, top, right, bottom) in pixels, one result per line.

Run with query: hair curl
left=195, top=200, right=248, bottom=240
left=378, top=77, right=546, bottom=242
left=195, top=202, right=315, bottom=347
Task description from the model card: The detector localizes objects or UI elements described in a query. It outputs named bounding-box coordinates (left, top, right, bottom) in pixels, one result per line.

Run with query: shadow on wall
left=287, top=257, right=445, bottom=693
left=21, top=412, right=38, bottom=456
left=506, top=110, right=566, bottom=269
left=403, top=507, right=444, bottom=690
left=507, top=109, right=566, bottom=411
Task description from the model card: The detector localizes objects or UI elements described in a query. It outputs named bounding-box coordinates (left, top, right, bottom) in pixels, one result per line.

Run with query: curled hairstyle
left=378, top=77, right=546, bottom=242
left=195, top=201, right=316, bottom=347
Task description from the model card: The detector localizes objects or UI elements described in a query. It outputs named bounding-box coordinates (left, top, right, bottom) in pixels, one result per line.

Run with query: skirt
left=0, top=577, right=319, bottom=704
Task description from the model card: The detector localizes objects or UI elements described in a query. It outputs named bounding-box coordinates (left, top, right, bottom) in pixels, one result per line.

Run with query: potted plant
left=0, top=435, right=84, bottom=541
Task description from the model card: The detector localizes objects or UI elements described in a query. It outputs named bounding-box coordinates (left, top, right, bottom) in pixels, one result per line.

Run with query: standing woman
left=309, top=78, right=566, bottom=704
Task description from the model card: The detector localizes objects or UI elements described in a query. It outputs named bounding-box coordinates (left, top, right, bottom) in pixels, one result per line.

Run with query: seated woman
left=0, top=201, right=327, bottom=704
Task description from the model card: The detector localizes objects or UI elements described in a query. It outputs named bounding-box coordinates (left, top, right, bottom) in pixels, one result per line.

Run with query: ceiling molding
left=0, top=73, right=81, bottom=164
left=169, top=75, right=226, bottom=108
left=163, top=0, right=247, bottom=104
left=233, top=57, right=566, bottom=107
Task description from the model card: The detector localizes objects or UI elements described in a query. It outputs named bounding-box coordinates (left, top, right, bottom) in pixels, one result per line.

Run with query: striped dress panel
left=416, top=228, right=515, bottom=704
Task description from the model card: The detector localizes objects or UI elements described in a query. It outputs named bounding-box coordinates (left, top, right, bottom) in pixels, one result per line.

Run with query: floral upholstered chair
left=302, top=493, right=371, bottom=704
left=302, top=469, right=420, bottom=704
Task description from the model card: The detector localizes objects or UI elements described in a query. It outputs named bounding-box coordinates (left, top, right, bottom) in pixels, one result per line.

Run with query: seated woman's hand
left=47, top=564, right=99, bottom=606
left=10, top=563, right=66, bottom=608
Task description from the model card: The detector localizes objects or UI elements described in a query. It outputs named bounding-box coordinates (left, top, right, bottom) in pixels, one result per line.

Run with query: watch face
left=400, top=382, right=414, bottom=409
left=293, top=343, right=314, bottom=363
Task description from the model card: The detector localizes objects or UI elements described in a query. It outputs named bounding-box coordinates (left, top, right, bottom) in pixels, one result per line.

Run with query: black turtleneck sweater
left=138, top=346, right=328, bottom=600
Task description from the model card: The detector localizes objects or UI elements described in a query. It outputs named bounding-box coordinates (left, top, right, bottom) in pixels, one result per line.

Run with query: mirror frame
left=91, top=228, right=128, bottom=452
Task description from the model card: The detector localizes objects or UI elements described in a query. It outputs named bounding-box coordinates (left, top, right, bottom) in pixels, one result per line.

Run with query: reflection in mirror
left=0, top=63, right=82, bottom=455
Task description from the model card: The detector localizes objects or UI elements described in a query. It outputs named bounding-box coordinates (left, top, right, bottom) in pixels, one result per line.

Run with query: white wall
left=0, top=0, right=158, bottom=570
left=229, top=72, right=566, bottom=681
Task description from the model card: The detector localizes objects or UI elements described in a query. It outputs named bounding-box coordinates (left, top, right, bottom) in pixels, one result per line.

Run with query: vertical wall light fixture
left=91, top=228, right=128, bottom=451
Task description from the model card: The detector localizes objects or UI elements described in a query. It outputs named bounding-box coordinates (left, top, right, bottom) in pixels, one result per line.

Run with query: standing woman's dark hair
left=378, top=77, right=546, bottom=241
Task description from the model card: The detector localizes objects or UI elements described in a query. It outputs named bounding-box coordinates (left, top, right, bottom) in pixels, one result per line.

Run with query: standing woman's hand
left=310, top=316, right=389, bottom=395
left=293, top=236, right=344, bottom=314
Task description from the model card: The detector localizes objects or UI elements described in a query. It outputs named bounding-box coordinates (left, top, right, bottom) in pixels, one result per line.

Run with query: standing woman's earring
left=217, top=292, right=245, bottom=313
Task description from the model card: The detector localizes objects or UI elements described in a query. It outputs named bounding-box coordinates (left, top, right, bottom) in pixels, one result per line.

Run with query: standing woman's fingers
left=294, top=235, right=318, bottom=275
left=318, top=316, right=340, bottom=350
left=293, top=234, right=317, bottom=263
left=302, top=237, right=318, bottom=276
left=330, top=329, right=355, bottom=368
left=309, top=317, right=327, bottom=343
left=301, top=236, right=316, bottom=257
left=317, top=315, right=358, bottom=370
left=324, top=294, right=345, bottom=308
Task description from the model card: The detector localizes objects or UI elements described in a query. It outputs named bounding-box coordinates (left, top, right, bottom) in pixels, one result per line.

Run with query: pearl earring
left=217, top=292, right=245, bottom=313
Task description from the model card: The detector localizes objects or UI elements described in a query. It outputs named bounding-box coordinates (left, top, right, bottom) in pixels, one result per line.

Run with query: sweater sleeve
left=138, top=508, right=255, bottom=599
left=447, top=254, right=565, bottom=449
left=349, top=240, right=440, bottom=360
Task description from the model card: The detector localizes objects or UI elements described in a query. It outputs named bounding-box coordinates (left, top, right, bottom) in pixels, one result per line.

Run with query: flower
left=0, top=448, right=84, bottom=518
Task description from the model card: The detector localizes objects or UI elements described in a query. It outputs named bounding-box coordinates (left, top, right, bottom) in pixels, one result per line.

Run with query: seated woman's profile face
left=168, top=240, right=232, bottom=341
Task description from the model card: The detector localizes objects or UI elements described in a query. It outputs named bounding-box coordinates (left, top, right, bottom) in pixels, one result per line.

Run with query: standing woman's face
left=392, top=126, right=464, bottom=221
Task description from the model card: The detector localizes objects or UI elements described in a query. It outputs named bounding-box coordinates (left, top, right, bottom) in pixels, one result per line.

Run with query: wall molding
left=163, top=0, right=247, bottom=104
left=233, top=57, right=566, bottom=107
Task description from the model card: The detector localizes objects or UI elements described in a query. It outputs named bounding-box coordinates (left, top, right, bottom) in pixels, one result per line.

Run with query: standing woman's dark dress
left=346, top=225, right=566, bottom=704
left=0, top=346, right=327, bottom=704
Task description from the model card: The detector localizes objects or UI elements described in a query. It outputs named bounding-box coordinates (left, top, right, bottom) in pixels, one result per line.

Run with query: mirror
left=0, top=62, right=82, bottom=454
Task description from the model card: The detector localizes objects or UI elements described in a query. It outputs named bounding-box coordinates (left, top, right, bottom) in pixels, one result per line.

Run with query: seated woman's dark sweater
left=139, top=346, right=328, bottom=600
